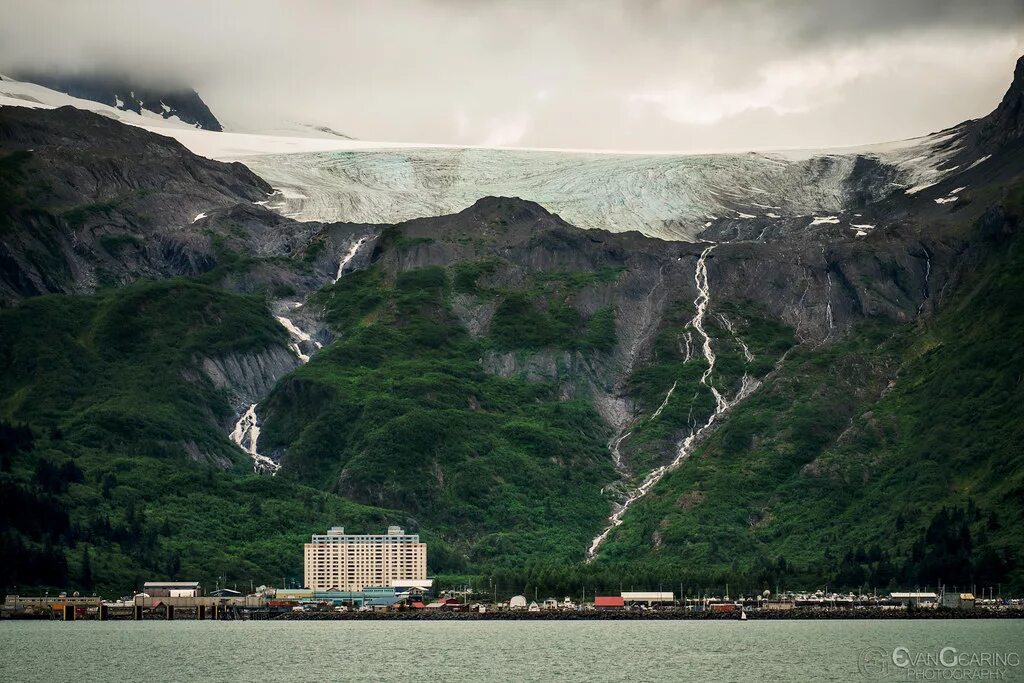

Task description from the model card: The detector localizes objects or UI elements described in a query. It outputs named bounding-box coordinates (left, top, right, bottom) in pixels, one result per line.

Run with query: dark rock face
left=192, top=345, right=301, bottom=416
left=377, top=196, right=951, bottom=342
left=11, top=71, right=223, bottom=131
left=0, top=106, right=385, bottom=307
left=0, top=105, right=262, bottom=200
left=0, top=106, right=266, bottom=303
left=978, top=55, right=1024, bottom=150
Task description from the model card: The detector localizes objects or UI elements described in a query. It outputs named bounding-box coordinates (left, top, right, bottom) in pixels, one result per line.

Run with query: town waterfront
left=2, top=620, right=1023, bottom=681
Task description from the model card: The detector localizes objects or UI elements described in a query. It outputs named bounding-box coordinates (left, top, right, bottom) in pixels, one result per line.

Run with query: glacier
left=235, top=131, right=964, bottom=242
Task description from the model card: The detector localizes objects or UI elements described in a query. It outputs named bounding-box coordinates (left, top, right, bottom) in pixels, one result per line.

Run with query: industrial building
left=303, top=526, right=427, bottom=591
left=941, top=592, right=976, bottom=609
left=622, top=591, right=675, bottom=606
left=141, top=581, right=201, bottom=597
left=890, top=592, right=939, bottom=607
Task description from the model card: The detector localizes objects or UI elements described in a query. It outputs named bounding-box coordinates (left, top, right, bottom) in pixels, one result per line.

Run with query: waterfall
left=229, top=404, right=280, bottom=474
left=825, top=272, right=834, bottom=336
left=649, top=381, right=677, bottom=421
left=587, top=244, right=758, bottom=560
left=821, top=247, right=834, bottom=340
left=918, top=247, right=932, bottom=314
left=609, top=430, right=632, bottom=469
left=335, top=236, right=369, bottom=282
left=679, top=331, right=694, bottom=363
left=224, top=236, right=368, bottom=474
left=717, top=313, right=754, bottom=363
left=275, top=313, right=321, bottom=363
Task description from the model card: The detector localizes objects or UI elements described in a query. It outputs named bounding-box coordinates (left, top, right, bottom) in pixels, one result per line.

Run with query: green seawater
left=1, top=619, right=1022, bottom=681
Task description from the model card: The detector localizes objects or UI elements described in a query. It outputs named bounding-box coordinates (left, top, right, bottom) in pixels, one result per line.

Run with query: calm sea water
left=1, top=619, right=1022, bottom=682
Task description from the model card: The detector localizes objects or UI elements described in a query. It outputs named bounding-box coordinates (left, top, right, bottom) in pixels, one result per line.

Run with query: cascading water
left=610, top=430, right=632, bottom=469
left=229, top=404, right=280, bottom=474
left=587, top=244, right=759, bottom=560
left=275, top=312, right=321, bottom=363
left=717, top=313, right=754, bottom=363
left=825, top=272, right=834, bottom=336
left=678, top=331, right=694, bottom=363
left=821, top=247, right=834, bottom=341
left=335, top=236, right=368, bottom=282
left=649, top=381, right=677, bottom=422
left=918, top=247, right=932, bottom=314
left=691, top=246, right=729, bottom=413
left=227, top=236, right=368, bottom=473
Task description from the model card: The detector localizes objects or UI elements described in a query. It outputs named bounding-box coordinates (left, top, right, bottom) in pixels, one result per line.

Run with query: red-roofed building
left=594, top=596, right=624, bottom=609
left=410, top=601, right=426, bottom=609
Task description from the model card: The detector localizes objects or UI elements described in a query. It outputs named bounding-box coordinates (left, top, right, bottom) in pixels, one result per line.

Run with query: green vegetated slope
left=0, top=279, right=393, bottom=594
left=259, top=264, right=616, bottom=569
left=598, top=211, right=1024, bottom=592
left=622, top=299, right=795, bottom=476
left=3, top=190, right=1024, bottom=597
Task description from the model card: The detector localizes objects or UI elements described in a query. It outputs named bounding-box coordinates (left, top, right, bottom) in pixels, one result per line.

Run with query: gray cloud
left=1, top=0, right=1022, bottom=151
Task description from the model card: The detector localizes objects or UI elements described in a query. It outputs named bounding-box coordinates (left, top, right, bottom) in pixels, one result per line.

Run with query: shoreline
left=8, top=608, right=1020, bottom=622
left=270, top=608, right=1024, bottom=621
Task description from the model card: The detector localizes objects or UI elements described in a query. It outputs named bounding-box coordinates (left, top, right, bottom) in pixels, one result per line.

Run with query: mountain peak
left=464, top=196, right=555, bottom=222
left=977, top=54, right=1024, bottom=149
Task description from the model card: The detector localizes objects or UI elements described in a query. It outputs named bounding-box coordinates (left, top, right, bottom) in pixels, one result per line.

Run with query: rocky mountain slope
left=0, top=105, right=382, bottom=306
left=0, top=57, right=1023, bottom=595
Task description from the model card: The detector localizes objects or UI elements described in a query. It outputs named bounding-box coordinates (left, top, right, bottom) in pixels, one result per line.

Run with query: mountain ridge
left=9, top=70, right=223, bottom=131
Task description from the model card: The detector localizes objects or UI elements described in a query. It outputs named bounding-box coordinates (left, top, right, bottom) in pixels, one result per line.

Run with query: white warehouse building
left=621, top=591, right=675, bottom=605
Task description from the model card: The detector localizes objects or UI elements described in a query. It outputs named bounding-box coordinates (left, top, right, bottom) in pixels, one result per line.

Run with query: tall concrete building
left=304, top=526, right=427, bottom=591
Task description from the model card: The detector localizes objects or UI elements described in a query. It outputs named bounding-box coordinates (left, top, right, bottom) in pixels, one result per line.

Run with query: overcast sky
left=3, top=0, right=1023, bottom=151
